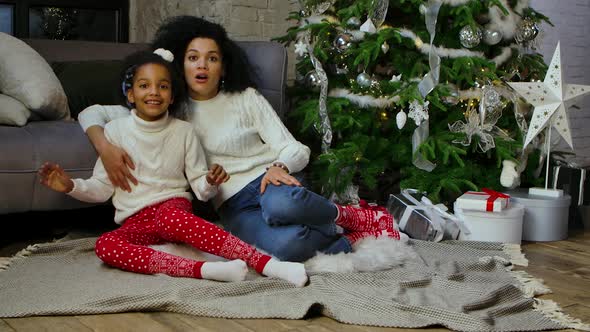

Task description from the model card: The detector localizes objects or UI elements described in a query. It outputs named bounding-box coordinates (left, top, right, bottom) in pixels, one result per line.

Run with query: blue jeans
left=218, top=173, right=352, bottom=262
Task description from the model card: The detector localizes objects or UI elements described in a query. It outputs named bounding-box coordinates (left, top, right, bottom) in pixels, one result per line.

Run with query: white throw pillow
left=0, top=32, right=70, bottom=121
left=0, top=94, right=31, bottom=126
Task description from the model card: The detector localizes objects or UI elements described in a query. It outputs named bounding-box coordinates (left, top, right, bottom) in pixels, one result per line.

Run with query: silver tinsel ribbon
left=301, top=30, right=332, bottom=153
left=300, top=26, right=359, bottom=204
left=413, top=0, right=442, bottom=172
left=417, top=0, right=442, bottom=98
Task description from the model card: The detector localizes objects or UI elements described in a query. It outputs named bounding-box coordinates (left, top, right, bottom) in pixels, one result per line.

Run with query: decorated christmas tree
left=276, top=0, right=554, bottom=205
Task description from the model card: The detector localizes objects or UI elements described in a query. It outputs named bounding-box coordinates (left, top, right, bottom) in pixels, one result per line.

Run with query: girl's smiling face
left=183, top=37, right=224, bottom=101
left=127, top=63, right=173, bottom=121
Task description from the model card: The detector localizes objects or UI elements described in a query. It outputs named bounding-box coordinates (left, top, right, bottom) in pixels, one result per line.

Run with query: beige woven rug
left=0, top=237, right=587, bottom=331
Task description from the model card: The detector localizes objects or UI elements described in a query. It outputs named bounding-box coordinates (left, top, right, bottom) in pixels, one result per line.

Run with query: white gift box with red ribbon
left=455, top=188, right=510, bottom=212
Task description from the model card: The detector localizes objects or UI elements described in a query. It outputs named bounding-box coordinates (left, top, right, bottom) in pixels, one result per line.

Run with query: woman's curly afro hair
left=150, top=16, right=257, bottom=94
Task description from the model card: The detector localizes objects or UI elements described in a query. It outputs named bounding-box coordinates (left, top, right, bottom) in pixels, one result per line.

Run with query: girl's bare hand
left=206, top=164, right=230, bottom=185
left=38, top=162, right=73, bottom=193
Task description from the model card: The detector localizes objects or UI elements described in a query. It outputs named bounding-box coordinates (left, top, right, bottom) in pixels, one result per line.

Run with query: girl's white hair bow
left=153, top=48, right=174, bottom=62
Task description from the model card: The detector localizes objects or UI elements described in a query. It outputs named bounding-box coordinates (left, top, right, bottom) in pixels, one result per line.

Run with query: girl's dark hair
left=150, top=16, right=257, bottom=94
left=121, top=50, right=187, bottom=119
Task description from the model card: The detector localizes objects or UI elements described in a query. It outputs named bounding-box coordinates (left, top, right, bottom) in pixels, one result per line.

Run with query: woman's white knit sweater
left=71, top=110, right=216, bottom=223
left=78, top=88, right=311, bottom=208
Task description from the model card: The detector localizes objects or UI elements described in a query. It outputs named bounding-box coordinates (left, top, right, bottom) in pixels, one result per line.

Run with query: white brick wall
left=129, top=0, right=298, bottom=77
left=129, top=0, right=297, bottom=42
left=531, top=0, right=590, bottom=161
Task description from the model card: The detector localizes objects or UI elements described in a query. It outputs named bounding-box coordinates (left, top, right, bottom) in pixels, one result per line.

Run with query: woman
left=78, top=16, right=400, bottom=262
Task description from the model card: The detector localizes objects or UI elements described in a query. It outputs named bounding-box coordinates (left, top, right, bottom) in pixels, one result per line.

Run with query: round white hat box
left=508, top=190, right=571, bottom=241
left=454, top=202, right=525, bottom=244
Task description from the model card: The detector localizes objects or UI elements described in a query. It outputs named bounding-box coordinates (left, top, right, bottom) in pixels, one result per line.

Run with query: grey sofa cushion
left=0, top=94, right=31, bottom=126
left=0, top=33, right=70, bottom=121
left=0, top=121, right=99, bottom=213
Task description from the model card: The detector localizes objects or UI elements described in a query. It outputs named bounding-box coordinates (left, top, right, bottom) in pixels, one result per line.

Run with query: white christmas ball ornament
left=396, top=111, right=407, bottom=129
left=356, top=72, right=372, bottom=87
left=483, top=29, right=503, bottom=45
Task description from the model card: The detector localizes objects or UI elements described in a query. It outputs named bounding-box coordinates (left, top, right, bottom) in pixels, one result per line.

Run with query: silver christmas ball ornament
left=356, top=72, right=372, bottom=87
left=305, top=71, right=322, bottom=91
left=333, top=33, right=353, bottom=52
left=483, top=29, right=503, bottom=45
left=515, top=18, right=539, bottom=43
left=346, top=16, right=361, bottom=28
left=459, top=25, right=482, bottom=49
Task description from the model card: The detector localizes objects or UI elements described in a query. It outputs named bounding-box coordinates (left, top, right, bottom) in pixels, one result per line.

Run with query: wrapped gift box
left=454, top=202, right=524, bottom=244
left=552, top=165, right=588, bottom=206
left=386, top=190, right=465, bottom=242
left=551, top=165, right=588, bottom=229
left=509, top=189, right=571, bottom=241
left=455, top=189, right=509, bottom=212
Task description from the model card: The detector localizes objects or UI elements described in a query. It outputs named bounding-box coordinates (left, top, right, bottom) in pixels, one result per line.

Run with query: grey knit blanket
left=0, top=237, right=582, bottom=331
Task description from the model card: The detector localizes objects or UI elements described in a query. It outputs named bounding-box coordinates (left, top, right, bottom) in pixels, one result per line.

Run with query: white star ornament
left=508, top=42, right=590, bottom=149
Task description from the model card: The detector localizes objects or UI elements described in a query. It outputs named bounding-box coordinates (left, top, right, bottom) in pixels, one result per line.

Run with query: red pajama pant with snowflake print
left=94, top=197, right=271, bottom=278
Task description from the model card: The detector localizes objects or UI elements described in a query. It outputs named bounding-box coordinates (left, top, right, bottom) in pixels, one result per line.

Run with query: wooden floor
left=1, top=227, right=589, bottom=331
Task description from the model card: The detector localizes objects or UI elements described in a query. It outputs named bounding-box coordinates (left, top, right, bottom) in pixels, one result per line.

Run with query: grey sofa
left=0, top=38, right=288, bottom=215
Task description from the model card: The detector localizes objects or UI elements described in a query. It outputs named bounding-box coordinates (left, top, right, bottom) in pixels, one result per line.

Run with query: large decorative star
left=508, top=42, right=590, bottom=149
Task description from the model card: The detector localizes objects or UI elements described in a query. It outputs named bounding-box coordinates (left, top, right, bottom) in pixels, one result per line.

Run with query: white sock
left=200, top=259, right=248, bottom=282
left=261, top=258, right=308, bottom=287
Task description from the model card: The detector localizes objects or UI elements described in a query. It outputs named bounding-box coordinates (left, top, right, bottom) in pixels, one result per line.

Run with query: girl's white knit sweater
left=71, top=110, right=216, bottom=223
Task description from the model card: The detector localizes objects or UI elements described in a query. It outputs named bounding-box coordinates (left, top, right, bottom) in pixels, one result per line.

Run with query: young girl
left=38, top=49, right=308, bottom=287
left=78, top=16, right=402, bottom=263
